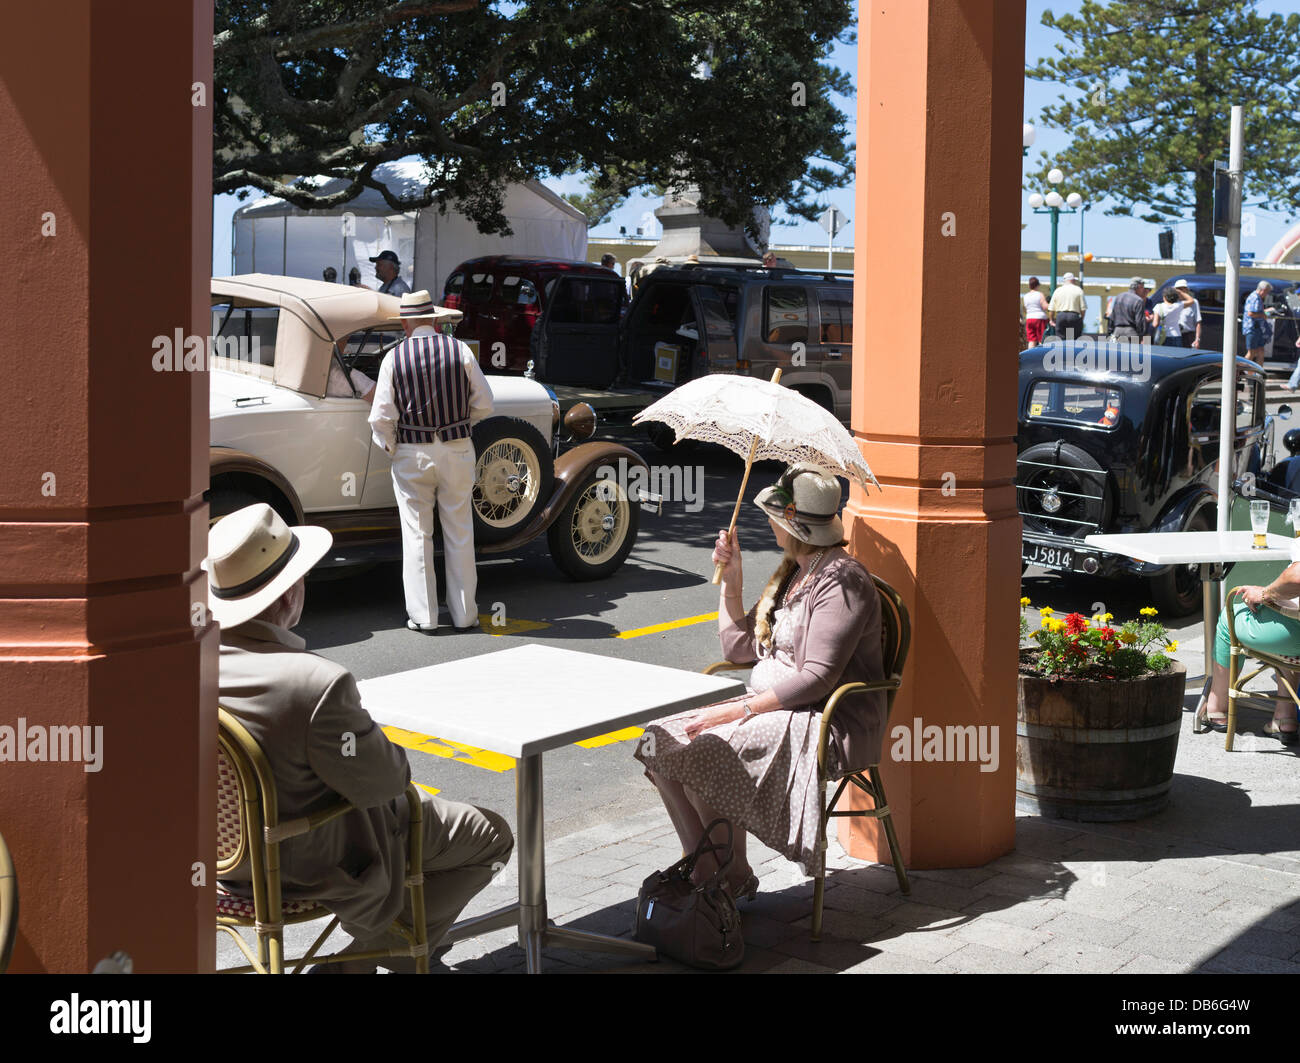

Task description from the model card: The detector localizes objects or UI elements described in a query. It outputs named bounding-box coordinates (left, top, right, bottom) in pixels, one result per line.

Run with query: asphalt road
left=294, top=399, right=1294, bottom=845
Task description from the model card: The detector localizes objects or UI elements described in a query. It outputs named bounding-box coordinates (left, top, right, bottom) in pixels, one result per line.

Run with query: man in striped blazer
left=369, top=291, right=494, bottom=633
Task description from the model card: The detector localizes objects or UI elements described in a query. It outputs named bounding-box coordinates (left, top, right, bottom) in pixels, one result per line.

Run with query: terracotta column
left=842, top=0, right=1024, bottom=868
left=0, top=2, right=216, bottom=971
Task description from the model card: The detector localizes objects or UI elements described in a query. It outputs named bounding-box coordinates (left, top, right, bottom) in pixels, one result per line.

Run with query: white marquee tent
left=230, top=161, right=588, bottom=299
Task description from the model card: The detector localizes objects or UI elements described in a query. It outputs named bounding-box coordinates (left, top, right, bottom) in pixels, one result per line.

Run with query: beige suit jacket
left=218, top=620, right=413, bottom=938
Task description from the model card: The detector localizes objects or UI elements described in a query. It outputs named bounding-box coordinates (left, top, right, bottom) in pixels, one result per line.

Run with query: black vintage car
left=1017, top=341, right=1284, bottom=615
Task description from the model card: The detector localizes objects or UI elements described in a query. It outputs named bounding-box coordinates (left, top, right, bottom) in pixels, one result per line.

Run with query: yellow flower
left=1049, top=619, right=1066, bottom=633
left=1102, top=612, right=1114, bottom=622
left=1140, top=606, right=1158, bottom=617
left=1020, top=597, right=1031, bottom=608
left=1119, top=630, right=1138, bottom=645
left=1165, top=641, right=1179, bottom=653
left=1104, top=642, right=1117, bottom=655
left=1039, top=607, right=1055, bottom=618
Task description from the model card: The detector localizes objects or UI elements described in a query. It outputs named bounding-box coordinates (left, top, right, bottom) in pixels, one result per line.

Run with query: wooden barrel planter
left=1016, top=663, right=1186, bottom=822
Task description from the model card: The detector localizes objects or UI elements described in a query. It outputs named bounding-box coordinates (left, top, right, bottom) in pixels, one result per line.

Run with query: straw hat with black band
left=753, top=463, right=845, bottom=547
left=204, top=504, right=333, bottom=627
left=397, top=289, right=461, bottom=327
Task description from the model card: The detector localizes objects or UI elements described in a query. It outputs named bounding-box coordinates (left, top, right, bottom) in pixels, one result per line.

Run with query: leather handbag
left=633, top=818, right=744, bottom=970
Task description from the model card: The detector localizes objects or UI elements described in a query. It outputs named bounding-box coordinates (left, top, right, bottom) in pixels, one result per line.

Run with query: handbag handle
left=682, top=818, right=734, bottom=885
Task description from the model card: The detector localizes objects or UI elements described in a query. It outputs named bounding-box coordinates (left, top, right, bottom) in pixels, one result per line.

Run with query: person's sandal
left=1263, top=721, right=1299, bottom=745
left=1193, top=707, right=1228, bottom=734
left=726, top=873, right=759, bottom=903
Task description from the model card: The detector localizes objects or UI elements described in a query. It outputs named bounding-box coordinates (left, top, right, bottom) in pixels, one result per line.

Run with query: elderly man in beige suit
left=208, top=503, right=514, bottom=972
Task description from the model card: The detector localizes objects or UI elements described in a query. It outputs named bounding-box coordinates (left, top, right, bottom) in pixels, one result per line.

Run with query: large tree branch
left=214, top=0, right=480, bottom=58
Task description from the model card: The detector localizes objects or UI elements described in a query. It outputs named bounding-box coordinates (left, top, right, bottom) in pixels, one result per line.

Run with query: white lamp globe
left=1047, top=168, right=1064, bottom=185
left=1045, top=191, right=1065, bottom=208
left=1028, top=192, right=1045, bottom=209
left=1023, top=123, right=1037, bottom=148
left=1066, top=192, right=1083, bottom=209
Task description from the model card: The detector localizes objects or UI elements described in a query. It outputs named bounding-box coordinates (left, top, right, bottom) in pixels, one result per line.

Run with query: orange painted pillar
left=0, top=2, right=216, bottom=970
left=841, top=0, right=1024, bottom=868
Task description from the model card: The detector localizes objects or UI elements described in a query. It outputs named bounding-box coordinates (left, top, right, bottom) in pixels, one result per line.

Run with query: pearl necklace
left=786, top=548, right=828, bottom=602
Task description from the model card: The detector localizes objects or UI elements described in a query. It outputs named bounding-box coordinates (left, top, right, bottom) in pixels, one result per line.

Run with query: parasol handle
left=712, top=368, right=782, bottom=586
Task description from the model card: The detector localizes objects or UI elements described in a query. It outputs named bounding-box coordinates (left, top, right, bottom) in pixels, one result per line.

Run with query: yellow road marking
left=576, top=726, right=644, bottom=748
left=414, top=781, right=441, bottom=796
left=616, top=612, right=718, bottom=640
left=382, top=726, right=516, bottom=772
left=478, top=614, right=552, bottom=637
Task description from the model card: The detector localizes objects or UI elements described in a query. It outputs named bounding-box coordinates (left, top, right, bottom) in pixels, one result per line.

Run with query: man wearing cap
left=1048, top=272, right=1086, bottom=340
left=209, top=503, right=514, bottom=971
left=369, top=250, right=411, bottom=298
left=1109, top=277, right=1149, bottom=340
left=369, top=290, right=493, bottom=633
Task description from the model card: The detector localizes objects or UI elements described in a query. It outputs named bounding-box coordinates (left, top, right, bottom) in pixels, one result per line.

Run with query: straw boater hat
left=204, top=504, right=333, bottom=627
left=398, top=289, right=461, bottom=325
left=754, top=463, right=845, bottom=547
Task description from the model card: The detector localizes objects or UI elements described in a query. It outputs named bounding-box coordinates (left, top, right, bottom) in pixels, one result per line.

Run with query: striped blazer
left=390, top=333, right=472, bottom=444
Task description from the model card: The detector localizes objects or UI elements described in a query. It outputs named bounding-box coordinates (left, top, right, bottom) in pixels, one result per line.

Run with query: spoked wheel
left=547, top=470, right=640, bottom=580
left=471, top=417, right=554, bottom=543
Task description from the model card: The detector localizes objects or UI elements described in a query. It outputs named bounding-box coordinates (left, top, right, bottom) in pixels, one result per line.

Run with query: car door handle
left=827, top=350, right=843, bottom=358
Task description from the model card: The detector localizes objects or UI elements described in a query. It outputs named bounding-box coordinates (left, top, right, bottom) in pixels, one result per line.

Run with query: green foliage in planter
left=1019, top=599, right=1178, bottom=681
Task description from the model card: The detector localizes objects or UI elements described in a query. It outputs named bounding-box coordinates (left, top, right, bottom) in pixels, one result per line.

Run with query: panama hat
left=203, top=504, right=333, bottom=627
left=754, top=463, right=845, bottom=547
left=398, top=289, right=461, bottom=324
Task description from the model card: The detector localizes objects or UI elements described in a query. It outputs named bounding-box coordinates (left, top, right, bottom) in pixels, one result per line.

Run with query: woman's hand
left=712, top=528, right=742, bottom=586
left=684, top=702, right=745, bottom=740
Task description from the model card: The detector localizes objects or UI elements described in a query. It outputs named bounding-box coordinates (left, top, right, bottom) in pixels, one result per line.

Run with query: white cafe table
left=357, top=643, right=745, bottom=973
left=1083, top=531, right=1296, bottom=706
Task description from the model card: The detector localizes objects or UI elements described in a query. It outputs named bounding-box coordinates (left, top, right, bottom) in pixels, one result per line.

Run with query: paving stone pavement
left=216, top=640, right=1299, bottom=974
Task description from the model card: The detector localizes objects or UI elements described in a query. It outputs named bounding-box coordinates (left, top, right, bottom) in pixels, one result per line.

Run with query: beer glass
left=1250, top=500, right=1270, bottom=549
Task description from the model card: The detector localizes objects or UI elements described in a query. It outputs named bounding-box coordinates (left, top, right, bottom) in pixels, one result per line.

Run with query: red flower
left=1099, top=626, right=1116, bottom=642
left=1065, top=612, right=1088, bottom=635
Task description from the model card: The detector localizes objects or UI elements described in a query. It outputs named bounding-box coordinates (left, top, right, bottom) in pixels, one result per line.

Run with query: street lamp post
left=1027, top=167, right=1084, bottom=297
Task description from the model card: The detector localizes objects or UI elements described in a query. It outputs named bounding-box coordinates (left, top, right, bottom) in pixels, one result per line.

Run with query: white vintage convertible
left=208, top=274, right=646, bottom=579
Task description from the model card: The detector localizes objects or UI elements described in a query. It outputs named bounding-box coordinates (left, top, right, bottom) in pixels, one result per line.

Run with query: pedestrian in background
left=1243, top=280, right=1274, bottom=366
left=1048, top=271, right=1086, bottom=340
left=1153, top=289, right=1183, bottom=345
left=1023, top=277, right=1049, bottom=346
left=1168, top=279, right=1201, bottom=347
left=370, top=250, right=411, bottom=298
left=322, top=266, right=338, bottom=283
left=1109, top=277, right=1149, bottom=340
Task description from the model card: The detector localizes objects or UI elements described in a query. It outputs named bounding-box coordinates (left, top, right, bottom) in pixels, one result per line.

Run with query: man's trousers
left=343, top=795, right=515, bottom=973
left=391, top=438, right=478, bottom=628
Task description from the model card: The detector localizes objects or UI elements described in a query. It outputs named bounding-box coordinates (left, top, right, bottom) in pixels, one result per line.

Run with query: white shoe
left=406, top=619, right=437, bottom=634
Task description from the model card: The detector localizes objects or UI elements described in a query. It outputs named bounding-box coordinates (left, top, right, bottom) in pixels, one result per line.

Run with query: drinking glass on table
left=1289, top=498, right=1300, bottom=538
left=1250, top=500, right=1270, bottom=548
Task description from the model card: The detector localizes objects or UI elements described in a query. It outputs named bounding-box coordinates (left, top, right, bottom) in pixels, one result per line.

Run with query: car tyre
left=547, top=468, right=640, bottom=580
left=1147, top=508, right=1213, bottom=617
left=471, top=417, right=555, bottom=544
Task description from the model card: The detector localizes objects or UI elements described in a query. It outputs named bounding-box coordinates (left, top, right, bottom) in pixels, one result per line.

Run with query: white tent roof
left=231, top=162, right=588, bottom=298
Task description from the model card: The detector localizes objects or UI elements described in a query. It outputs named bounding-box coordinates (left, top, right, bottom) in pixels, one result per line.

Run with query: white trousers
left=391, top=438, right=478, bottom=628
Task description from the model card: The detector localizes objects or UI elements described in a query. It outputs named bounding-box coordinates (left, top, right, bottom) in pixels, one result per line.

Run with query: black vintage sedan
left=1017, top=341, right=1282, bottom=615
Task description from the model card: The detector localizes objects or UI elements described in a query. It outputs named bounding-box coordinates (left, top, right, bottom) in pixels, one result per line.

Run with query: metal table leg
left=1190, top=563, right=1222, bottom=715
left=439, top=752, right=657, bottom=972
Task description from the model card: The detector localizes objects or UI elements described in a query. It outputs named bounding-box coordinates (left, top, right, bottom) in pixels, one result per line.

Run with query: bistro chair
left=703, top=573, right=911, bottom=943
left=216, top=707, right=430, bottom=974
left=1223, top=586, right=1300, bottom=753
left=0, top=830, right=16, bottom=973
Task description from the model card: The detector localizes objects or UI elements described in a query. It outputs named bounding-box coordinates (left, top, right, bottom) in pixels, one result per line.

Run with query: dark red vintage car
left=443, top=255, right=626, bottom=378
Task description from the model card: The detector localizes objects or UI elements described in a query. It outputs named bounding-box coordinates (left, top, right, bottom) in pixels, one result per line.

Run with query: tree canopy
left=1027, top=0, right=1300, bottom=272
left=213, top=0, right=855, bottom=235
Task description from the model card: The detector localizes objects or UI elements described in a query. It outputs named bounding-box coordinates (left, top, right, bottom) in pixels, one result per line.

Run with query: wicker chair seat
left=215, top=886, right=324, bottom=922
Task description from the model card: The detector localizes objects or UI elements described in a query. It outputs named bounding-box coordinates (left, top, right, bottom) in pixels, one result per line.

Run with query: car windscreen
left=341, top=328, right=404, bottom=378
left=1027, top=381, right=1122, bottom=428
left=210, top=303, right=277, bottom=367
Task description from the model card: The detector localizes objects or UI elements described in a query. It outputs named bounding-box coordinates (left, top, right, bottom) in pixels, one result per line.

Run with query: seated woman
left=634, top=463, right=889, bottom=896
left=1198, top=561, right=1300, bottom=744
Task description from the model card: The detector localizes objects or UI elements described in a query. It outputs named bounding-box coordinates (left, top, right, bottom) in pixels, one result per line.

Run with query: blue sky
left=211, top=0, right=1300, bottom=272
